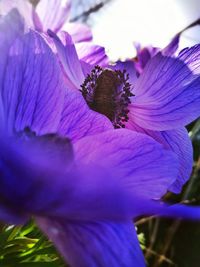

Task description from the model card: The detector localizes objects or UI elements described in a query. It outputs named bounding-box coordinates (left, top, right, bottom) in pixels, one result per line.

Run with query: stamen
left=81, top=66, right=134, bottom=128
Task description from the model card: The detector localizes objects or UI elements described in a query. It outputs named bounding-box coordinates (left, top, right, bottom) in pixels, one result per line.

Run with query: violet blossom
left=1, top=9, right=200, bottom=267
left=49, top=22, right=200, bottom=194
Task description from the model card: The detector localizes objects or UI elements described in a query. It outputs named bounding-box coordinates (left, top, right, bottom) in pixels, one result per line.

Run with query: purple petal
left=76, top=42, right=109, bottom=67
left=131, top=53, right=200, bottom=130
left=0, top=131, right=134, bottom=221
left=162, top=34, right=180, bottom=56
left=58, top=90, right=113, bottom=142
left=163, top=18, right=200, bottom=58
left=126, top=122, right=193, bottom=193
left=36, top=0, right=71, bottom=32
left=0, top=204, right=27, bottom=224
left=133, top=45, right=159, bottom=74
left=0, top=10, right=24, bottom=78
left=74, top=129, right=178, bottom=199
left=0, top=128, right=177, bottom=222
left=0, top=9, right=24, bottom=124
left=80, top=60, right=93, bottom=76
left=37, top=201, right=200, bottom=267
left=154, top=128, right=193, bottom=193
left=1, top=29, right=65, bottom=134
left=37, top=219, right=145, bottom=267
left=179, top=44, right=200, bottom=74
left=1, top=130, right=200, bottom=224
left=112, top=60, right=137, bottom=87
left=136, top=200, right=200, bottom=221
left=48, top=30, right=85, bottom=89
left=62, top=22, right=93, bottom=43
left=0, top=132, right=77, bottom=219
left=0, top=0, right=42, bottom=30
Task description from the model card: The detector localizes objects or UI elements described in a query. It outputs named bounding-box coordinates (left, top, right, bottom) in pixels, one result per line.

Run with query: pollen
left=81, top=66, right=134, bottom=128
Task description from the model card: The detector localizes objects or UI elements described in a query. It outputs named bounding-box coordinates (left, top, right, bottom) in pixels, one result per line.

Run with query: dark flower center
left=81, top=66, right=134, bottom=128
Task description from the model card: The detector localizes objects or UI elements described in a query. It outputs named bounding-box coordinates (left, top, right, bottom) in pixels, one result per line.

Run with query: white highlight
left=92, top=0, right=200, bottom=61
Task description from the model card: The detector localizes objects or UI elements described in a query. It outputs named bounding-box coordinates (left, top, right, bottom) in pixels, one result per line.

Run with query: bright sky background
left=90, top=0, right=200, bottom=60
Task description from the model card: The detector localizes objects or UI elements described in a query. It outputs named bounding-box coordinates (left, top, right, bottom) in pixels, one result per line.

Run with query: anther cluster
left=81, top=65, right=134, bottom=128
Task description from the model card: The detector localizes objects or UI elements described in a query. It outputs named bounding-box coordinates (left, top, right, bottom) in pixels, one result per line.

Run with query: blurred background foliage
left=0, top=0, right=200, bottom=266
left=0, top=220, right=66, bottom=266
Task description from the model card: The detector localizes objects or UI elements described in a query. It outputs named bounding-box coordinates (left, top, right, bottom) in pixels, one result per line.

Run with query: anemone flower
left=48, top=24, right=200, bottom=195
left=1, top=9, right=200, bottom=267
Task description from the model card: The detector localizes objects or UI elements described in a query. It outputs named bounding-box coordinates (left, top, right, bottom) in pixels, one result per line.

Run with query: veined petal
left=0, top=10, right=24, bottom=126
left=1, top=30, right=65, bottom=134
left=163, top=19, right=200, bottom=59
left=80, top=60, right=93, bottom=76
left=179, top=44, right=200, bottom=74
left=62, top=22, right=93, bottom=43
left=36, top=0, right=71, bottom=32
left=0, top=128, right=177, bottom=222
left=76, top=42, right=109, bottom=67
left=0, top=10, right=24, bottom=84
left=0, top=130, right=200, bottom=224
left=37, top=219, right=145, bottom=267
left=152, top=128, right=193, bottom=193
left=74, top=129, right=178, bottom=199
left=125, top=122, right=193, bottom=193
left=162, top=34, right=180, bottom=56
left=131, top=53, right=200, bottom=130
left=135, top=46, right=159, bottom=74
left=112, top=60, right=137, bottom=87
left=58, top=90, right=113, bottom=142
left=48, top=30, right=85, bottom=89
left=0, top=0, right=41, bottom=30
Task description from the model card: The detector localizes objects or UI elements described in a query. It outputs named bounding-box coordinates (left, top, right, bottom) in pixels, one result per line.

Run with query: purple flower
left=1, top=10, right=200, bottom=267
left=48, top=26, right=200, bottom=194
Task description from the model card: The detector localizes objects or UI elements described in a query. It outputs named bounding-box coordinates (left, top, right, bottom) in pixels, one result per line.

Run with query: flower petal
left=154, top=128, right=193, bottom=193
left=0, top=130, right=200, bottom=224
left=0, top=127, right=178, bottom=222
left=48, top=30, right=85, bottom=89
left=135, top=46, right=159, bottom=74
left=37, top=218, right=146, bottom=267
left=1, top=29, right=65, bottom=134
left=74, top=129, right=178, bottom=199
left=0, top=132, right=74, bottom=216
left=112, top=60, right=137, bottom=87
left=0, top=9, right=24, bottom=78
left=131, top=53, right=200, bottom=130
left=0, top=0, right=41, bottom=30
left=58, top=90, right=113, bottom=142
left=163, top=18, right=200, bottom=59
left=36, top=0, right=71, bottom=32
left=0, top=204, right=27, bottom=224
left=0, top=130, right=137, bottom=221
left=62, top=22, right=93, bottom=43
left=179, top=44, right=200, bottom=74
left=126, top=122, right=193, bottom=193
left=76, top=42, right=109, bottom=67
left=162, top=34, right=180, bottom=56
